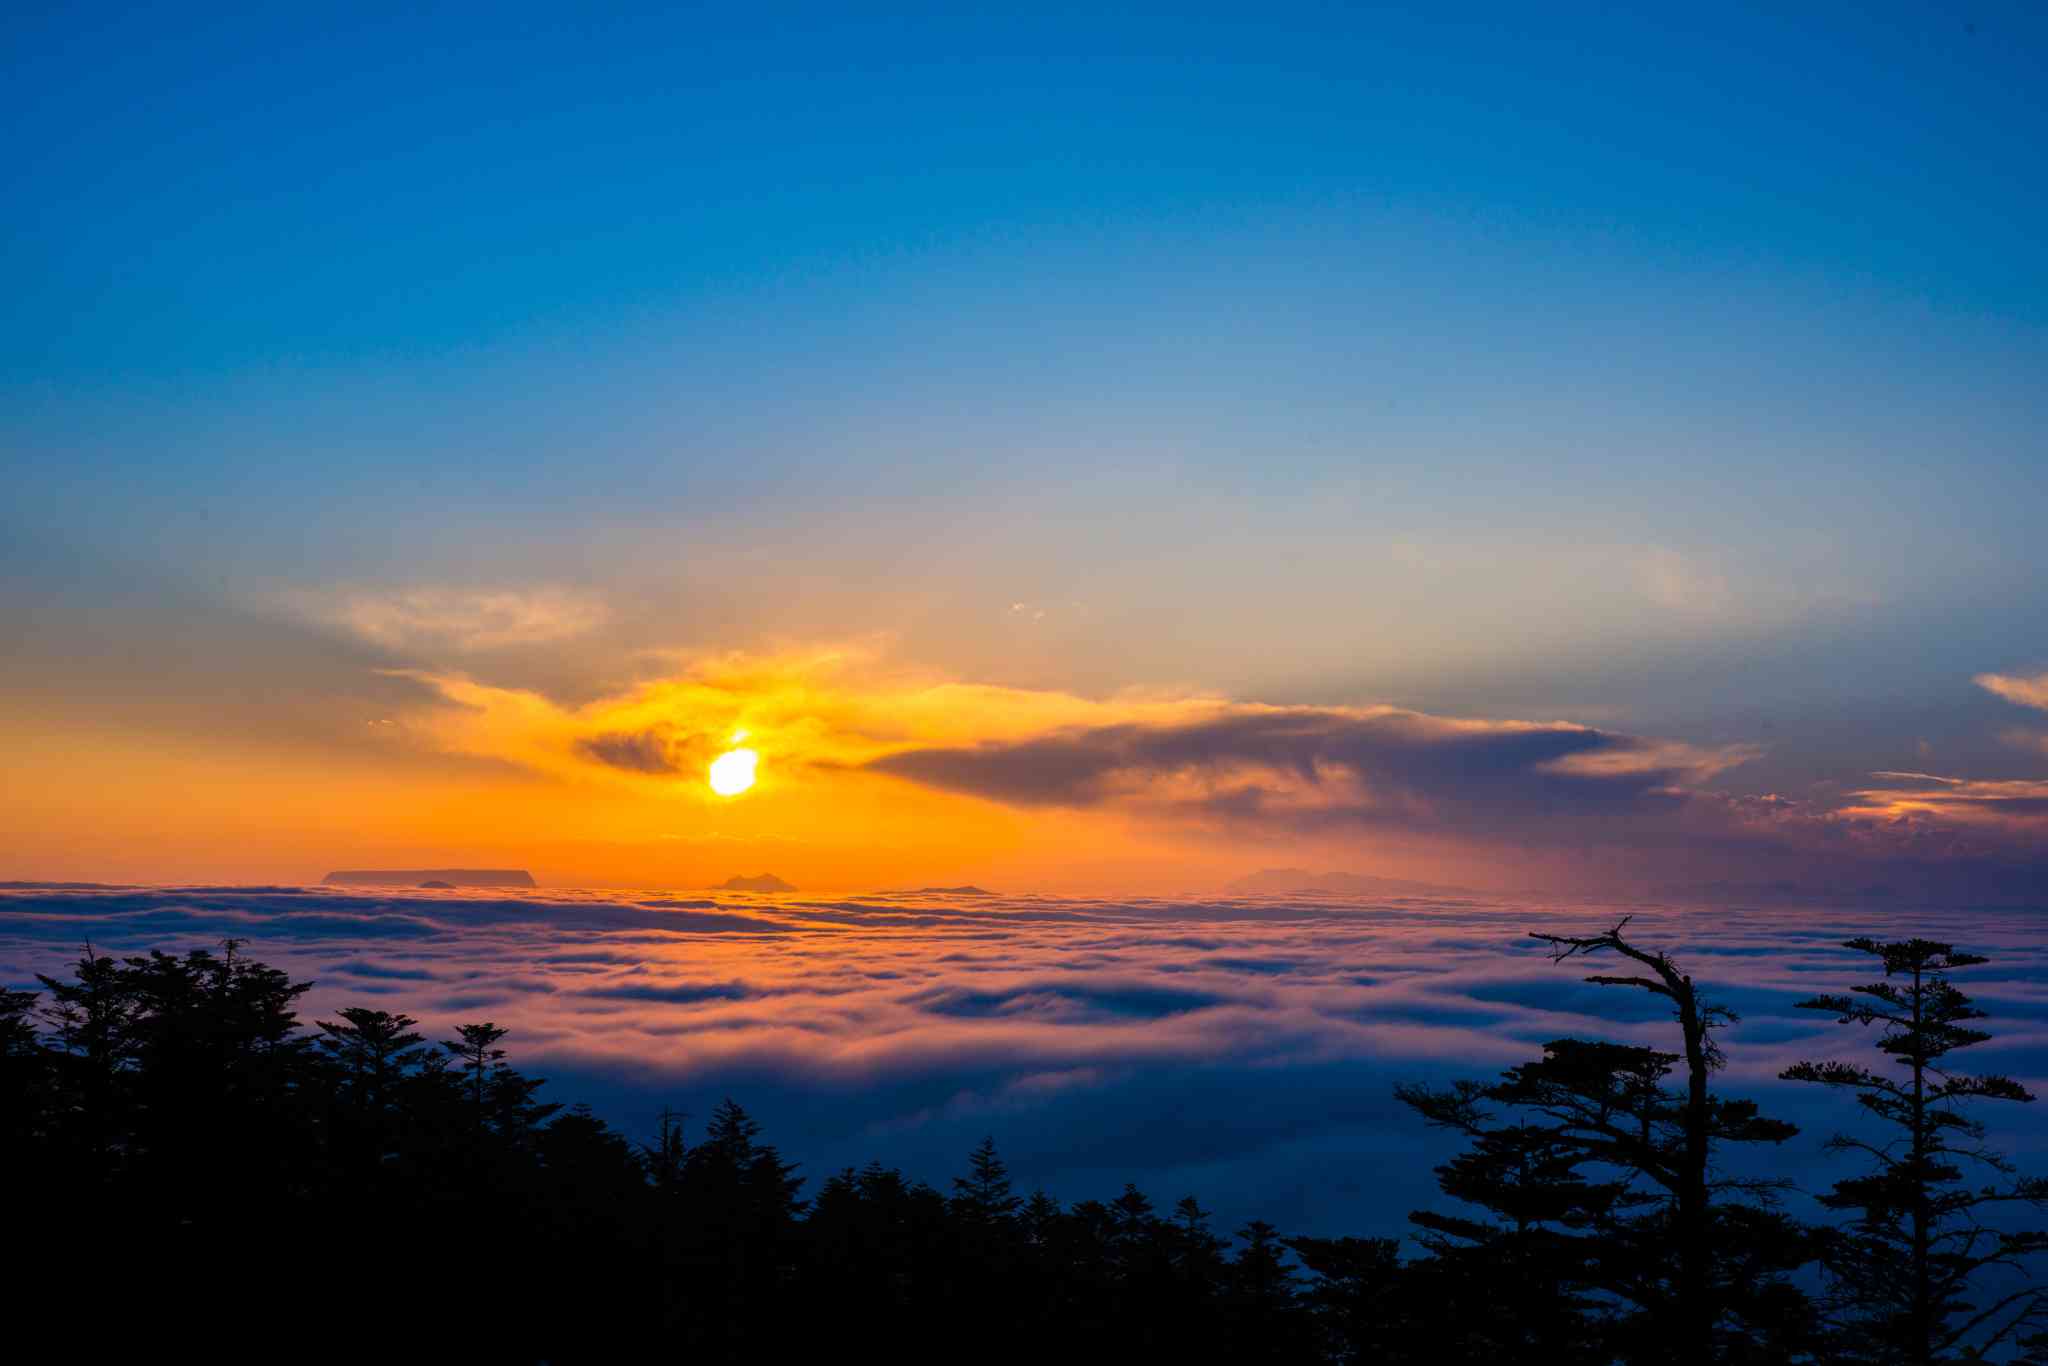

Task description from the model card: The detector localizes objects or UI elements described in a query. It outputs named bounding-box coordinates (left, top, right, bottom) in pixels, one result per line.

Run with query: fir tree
left=952, top=1135, right=1022, bottom=1223
left=315, top=1007, right=432, bottom=1114
left=1288, top=1235, right=1415, bottom=1365
left=1171, top=1195, right=1230, bottom=1282
left=643, top=1106, right=689, bottom=1194
left=1783, top=938, right=2048, bottom=1362
left=36, top=945, right=140, bottom=1161
left=1022, top=1189, right=1062, bottom=1247
left=0, top=986, right=48, bottom=1162
left=443, top=1021, right=510, bottom=1122
left=1397, top=1042, right=1669, bottom=1363
left=1226, top=1219, right=1305, bottom=1359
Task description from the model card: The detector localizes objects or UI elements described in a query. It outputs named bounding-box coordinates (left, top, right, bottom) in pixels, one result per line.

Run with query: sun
left=708, top=747, right=758, bottom=796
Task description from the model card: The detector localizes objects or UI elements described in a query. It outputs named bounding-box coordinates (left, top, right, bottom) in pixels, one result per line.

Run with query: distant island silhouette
left=716, top=873, right=795, bottom=892
left=321, top=868, right=536, bottom=888
left=1226, top=867, right=1474, bottom=897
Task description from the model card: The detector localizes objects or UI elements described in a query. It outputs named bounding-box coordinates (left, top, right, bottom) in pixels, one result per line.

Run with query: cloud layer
left=7, top=884, right=2046, bottom=1236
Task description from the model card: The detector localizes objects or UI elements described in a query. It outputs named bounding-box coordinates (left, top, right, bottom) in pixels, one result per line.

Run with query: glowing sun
left=708, top=747, right=758, bottom=796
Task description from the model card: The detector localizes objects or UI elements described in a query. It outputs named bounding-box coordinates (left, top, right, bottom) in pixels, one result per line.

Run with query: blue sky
left=4, top=1, right=2047, bottom=893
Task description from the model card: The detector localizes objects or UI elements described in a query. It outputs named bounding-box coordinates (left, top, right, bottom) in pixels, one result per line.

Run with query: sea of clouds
left=5, top=885, right=2046, bottom=1238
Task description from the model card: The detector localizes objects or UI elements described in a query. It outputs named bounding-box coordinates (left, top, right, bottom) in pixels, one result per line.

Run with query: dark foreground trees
left=3, top=930, right=2045, bottom=1363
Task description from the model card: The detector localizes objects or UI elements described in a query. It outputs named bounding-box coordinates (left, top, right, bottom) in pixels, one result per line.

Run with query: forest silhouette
left=4, top=920, right=2046, bottom=1363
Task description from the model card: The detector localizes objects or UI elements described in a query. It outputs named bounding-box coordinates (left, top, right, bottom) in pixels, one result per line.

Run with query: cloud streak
left=1845, top=772, right=2048, bottom=824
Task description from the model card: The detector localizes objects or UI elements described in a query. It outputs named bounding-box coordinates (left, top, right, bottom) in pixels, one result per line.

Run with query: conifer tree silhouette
left=1401, top=918, right=1813, bottom=1363
left=1227, top=1219, right=1307, bottom=1359
left=36, top=944, right=139, bottom=1162
left=952, top=1135, right=1022, bottom=1223
left=444, top=1021, right=510, bottom=1123
left=1171, top=1194, right=1230, bottom=1283
left=670, top=1095, right=806, bottom=1353
left=0, top=985, right=48, bottom=1165
left=1530, top=918, right=1810, bottom=1362
left=1022, top=1189, right=1061, bottom=1244
left=1783, top=938, right=2048, bottom=1362
left=317, top=1007, right=428, bottom=1091
left=644, top=1105, right=689, bottom=1193
left=1287, top=1234, right=1414, bottom=1364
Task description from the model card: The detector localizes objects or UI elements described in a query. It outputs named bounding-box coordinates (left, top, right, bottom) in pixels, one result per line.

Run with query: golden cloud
left=1841, top=771, right=2048, bottom=826
left=1979, top=670, right=2048, bottom=714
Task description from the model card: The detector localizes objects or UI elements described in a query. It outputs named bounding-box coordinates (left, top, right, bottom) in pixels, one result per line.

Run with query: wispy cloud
left=1635, top=545, right=1735, bottom=617
left=1999, top=730, right=2048, bottom=760
left=1979, top=670, right=2048, bottom=713
left=288, top=586, right=610, bottom=652
left=1844, top=771, right=2048, bottom=825
left=1380, top=538, right=1861, bottom=626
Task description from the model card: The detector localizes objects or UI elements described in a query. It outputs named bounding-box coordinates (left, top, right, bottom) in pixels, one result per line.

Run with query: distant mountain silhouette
left=717, top=873, right=795, bottom=892
left=321, top=868, right=536, bottom=888
left=417, top=880, right=455, bottom=889
left=908, top=885, right=995, bottom=895
left=1225, top=867, right=1474, bottom=897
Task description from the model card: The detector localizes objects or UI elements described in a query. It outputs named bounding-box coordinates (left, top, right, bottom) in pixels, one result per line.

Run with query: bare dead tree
left=1530, top=917, right=1799, bottom=1365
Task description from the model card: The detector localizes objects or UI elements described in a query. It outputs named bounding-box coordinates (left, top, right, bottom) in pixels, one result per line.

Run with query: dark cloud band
left=577, top=728, right=681, bottom=774
left=868, top=707, right=1694, bottom=826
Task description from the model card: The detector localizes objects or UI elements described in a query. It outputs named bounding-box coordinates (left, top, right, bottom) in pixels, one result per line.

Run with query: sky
left=4, top=1, right=2048, bottom=897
